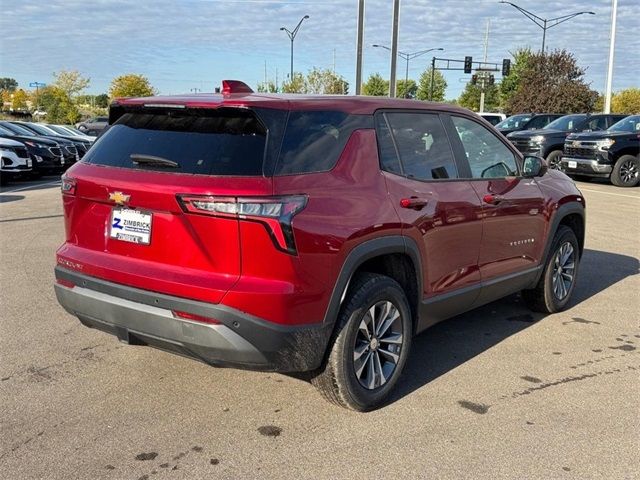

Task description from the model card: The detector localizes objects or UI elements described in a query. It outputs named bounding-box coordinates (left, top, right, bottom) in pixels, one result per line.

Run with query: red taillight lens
left=172, top=310, right=220, bottom=325
left=61, top=176, right=76, bottom=195
left=177, top=195, right=307, bottom=254
left=56, top=278, right=75, bottom=289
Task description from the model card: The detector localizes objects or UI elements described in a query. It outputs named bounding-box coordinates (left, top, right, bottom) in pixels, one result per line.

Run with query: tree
left=95, top=93, right=110, bottom=108
left=38, top=86, right=80, bottom=123
left=281, top=72, right=306, bottom=94
left=396, top=79, right=417, bottom=99
left=53, top=70, right=90, bottom=98
left=611, top=88, right=640, bottom=114
left=506, top=49, right=598, bottom=113
left=11, top=89, right=29, bottom=110
left=458, top=82, right=500, bottom=112
left=499, top=48, right=532, bottom=111
left=109, top=74, right=157, bottom=98
left=416, top=68, right=447, bottom=102
left=306, top=67, right=348, bottom=94
left=0, top=78, right=18, bottom=92
left=257, top=81, right=279, bottom=93
left=362, top=73, right=389, bottom=96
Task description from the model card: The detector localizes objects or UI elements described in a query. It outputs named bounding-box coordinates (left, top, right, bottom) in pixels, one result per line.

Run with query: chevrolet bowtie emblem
left=109, top=191, right=130, bottom=205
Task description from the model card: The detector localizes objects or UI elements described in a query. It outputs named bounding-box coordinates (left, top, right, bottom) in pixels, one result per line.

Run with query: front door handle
left=400, top=197, right=428, bottom=210
left=483, top=194, right=505, bottom=205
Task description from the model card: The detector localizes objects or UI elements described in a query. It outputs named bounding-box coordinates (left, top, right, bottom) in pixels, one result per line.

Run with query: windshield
left=496, top=114, right=532, bottom=129
left=19, top=123, right=56, bottom=135
left=544, top=115, right=588, bottom=131
left=1, top=122, right=36, bottom=136
left=608, top=115, right=640, bottom=133
left=0, top=125, right=15, bottom=135
left=47, top=125, right=71, bottom=135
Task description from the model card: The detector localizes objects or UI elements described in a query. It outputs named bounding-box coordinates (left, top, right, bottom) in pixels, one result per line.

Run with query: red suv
left=55, top=81, right=585, bottom=411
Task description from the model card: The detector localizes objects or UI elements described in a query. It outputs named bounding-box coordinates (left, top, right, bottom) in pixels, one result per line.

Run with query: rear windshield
left=84, top=108, right=267, bottom=175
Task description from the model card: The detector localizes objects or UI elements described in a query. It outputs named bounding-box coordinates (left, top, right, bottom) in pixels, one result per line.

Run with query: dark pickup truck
left=496, top=113, right=563, bottom=136
left=506, top=114, right=626, bottom=169
left=561, top=115, right=640, bottom=187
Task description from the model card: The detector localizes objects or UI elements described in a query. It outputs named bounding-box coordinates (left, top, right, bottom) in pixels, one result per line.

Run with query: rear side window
left=274, top=111, right=369, bottom=175
left=377, top=112, right=458, bottom=180
left=84, top=108, right=267, bottom=176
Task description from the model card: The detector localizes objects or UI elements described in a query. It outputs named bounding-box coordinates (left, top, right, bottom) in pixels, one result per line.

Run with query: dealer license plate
left=568, top=161, right=577, bottom=169
left=110, top=208, right=152, bottom=245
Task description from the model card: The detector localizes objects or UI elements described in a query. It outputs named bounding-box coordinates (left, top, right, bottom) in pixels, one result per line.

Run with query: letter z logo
left=112, top=217, right=123, bottom=229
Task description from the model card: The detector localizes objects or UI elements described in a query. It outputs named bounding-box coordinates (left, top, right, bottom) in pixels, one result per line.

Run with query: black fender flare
left=322, top=235, right=423, bottom=326
left=533, top=201, right=585, bottom=285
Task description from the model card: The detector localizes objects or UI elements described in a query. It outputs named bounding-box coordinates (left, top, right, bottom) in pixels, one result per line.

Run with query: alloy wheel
left=619, top=159, right=639, bottom=184
left=552, top=242, right=575, bottom=300
left=353, top=301, right=404, bottom=390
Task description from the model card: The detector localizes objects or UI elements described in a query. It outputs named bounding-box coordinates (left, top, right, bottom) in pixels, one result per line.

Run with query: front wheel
left=311, top=273, right=412, bottom=411
left=523, top=226, right=579, bottom=313
left=546, top=150, right=563, bottom=170
left=610, top=155, right=639, bottom=187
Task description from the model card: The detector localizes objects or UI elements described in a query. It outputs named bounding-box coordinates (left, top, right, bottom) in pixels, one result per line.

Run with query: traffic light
left=464, top=56, right=473, bottom=74
left=502, top=59, right=511, bottom=77
left=488, top=75, right=495, bottom=86
left=471, top=74, right=478, bottom=85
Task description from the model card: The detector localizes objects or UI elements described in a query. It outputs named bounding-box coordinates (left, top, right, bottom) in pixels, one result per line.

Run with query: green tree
left=257, top=81, right=279, bottom=93
left=11, top=89, right=29, bottom=110
left=458, top=81, right=500, bottom=112
left=506, top=49, right=598, bottom=113
left=611, top=88, right=640, bottom=114
left=499, top=48, right=532, bottom=111
left=416, top=68, right=447, bottom=101
left=95, top=93, right=110, bottom=108
left=0, top=77, right=18, bottom=92
left=306, top=67, right=348, bottom=94
left=53, top=70, right=90, bottom=98
left=38, top=86, right=80, bottom=123
left=109, top=74, right=157, bottom=98
left=281, top=72, right=306, bottom=94
left=396, top=79, right=417, bottom=99
left=362, top=73, right=389, bottom=96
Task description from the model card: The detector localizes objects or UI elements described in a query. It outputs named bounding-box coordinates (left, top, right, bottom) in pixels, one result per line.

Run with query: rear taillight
left=61, top=176, right=76, bottom=195
left=177, top=195, right=307, bottom=255
left=56, top=278, right=75, bottom=289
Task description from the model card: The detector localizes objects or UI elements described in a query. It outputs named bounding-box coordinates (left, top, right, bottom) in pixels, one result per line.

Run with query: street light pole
left=373, top=45, right=443, bottom=98
left=499, top=2, right=595, bottom=52
left=280, top=15, right=310, bottom=81
left=604, top=0, right=618, bottom=114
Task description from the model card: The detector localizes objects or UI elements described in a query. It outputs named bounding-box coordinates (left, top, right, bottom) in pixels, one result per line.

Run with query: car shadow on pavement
left=0, top=194, right=25, bottom=204
left=389, top=248, right=639, bottom=405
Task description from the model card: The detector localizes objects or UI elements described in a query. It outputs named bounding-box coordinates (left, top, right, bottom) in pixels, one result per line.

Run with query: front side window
left=377, top=112, right=458, bottom=180
left=525, top=115, right=553, bottom=130
left=451, top=116, right=519, bottom=179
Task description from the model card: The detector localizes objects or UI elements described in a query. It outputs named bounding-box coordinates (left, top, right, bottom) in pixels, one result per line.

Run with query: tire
left=523, top=225, right=579, bottom=313
left=311, top=273, right=412, bottom=411
left=610, top=155, right=639, bottom=187
left=546, top=150, right=563, bottom=170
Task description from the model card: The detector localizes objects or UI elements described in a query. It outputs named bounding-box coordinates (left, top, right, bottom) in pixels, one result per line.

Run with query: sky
left=1, top=0, right=638, bottom=99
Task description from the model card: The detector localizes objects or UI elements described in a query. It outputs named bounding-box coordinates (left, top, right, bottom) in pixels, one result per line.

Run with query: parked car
left=15, top=122, right=91, bottom=158
left=45, top=124, right=95, bottom=144
left=54, top=81, right=586, bottom=410
left=6, top=121, right=81, bottom=165
left=75, top=116, right=108, bottom=136
left=496, top=113, right=563, bottom=136
left=562, top=114, right=640, bottom=187
left=0, top=137, right=32, bottom=184
left=478, top=112, right=506, bottom=126
left=506, top=113, right=626, bottom=169
left=0, top=122, right=66, bottom=176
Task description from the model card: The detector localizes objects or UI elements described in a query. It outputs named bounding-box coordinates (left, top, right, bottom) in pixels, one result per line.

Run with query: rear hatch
left=57, top=106, right=277, bottom=303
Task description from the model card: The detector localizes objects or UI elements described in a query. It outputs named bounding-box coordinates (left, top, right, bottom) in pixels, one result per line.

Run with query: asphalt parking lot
left=1, top=176, right=638, bottom=480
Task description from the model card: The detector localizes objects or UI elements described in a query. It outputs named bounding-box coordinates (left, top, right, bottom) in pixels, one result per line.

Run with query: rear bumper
left=54, top=267, right=332, bottom=372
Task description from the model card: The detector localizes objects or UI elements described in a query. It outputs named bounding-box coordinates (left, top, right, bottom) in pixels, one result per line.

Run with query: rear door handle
left=400, top=197, right=428, bottom=210
left=483, top=194, right=505, bottom=205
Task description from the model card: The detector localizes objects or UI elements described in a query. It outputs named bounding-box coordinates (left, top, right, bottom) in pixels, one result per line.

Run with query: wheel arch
left=323, top=236, right=422, bottom=333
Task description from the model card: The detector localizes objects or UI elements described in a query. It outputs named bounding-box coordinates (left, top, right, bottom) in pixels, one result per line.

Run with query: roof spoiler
left=222, top=80, right=254, bottom=95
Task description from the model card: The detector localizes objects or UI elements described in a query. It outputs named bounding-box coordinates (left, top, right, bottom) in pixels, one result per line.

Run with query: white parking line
left=578, top=188, right=639, bottom=200
left=0, top=180, right=61, bottom=194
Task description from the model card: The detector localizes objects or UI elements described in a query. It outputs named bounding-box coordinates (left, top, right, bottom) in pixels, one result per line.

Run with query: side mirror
left=523, top=156, right=548, bottom=178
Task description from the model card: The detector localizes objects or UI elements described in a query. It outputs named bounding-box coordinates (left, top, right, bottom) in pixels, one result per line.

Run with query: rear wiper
left=130, top=154, right=179, bottom=168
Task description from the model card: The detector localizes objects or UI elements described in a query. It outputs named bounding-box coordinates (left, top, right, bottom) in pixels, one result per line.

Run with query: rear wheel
left=610, top=155, right=639, bottom=187
left=546, top=150, right=563, bottom=170
left=311, top=273, right=412, bottom=411
left=523, top=226, right=579, bottom=313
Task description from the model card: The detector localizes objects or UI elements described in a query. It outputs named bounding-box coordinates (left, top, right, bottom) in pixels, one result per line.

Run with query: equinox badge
left=109, top=191, right=131, bottom=205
